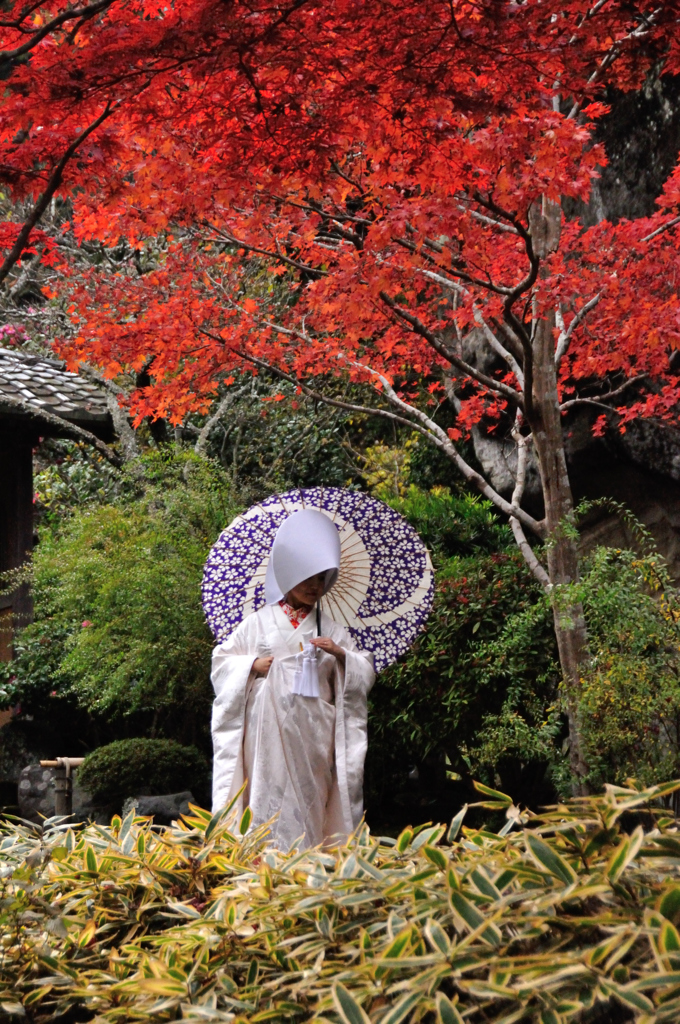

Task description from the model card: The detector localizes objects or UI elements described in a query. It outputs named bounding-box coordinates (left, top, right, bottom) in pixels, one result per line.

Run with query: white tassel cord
left=292, top=643, right=320, bottom=698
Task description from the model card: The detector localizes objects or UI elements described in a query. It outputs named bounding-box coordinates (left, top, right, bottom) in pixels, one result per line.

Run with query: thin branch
left=509, top=416, right=550, bottom=587
left=76, top=363, right=139, bottom=462
left=567, top=6, right=662, bottom=119
left=207, top=325, right=546, bottom=538
left=203, top=224, right=325, bottom=275
left=379, top=291, right=524, bottom=406
left=560, top=374, right=648, bottom=411
left=353, top=358, right=545, bottom=539
left=473, top=307, right=525, bottom=388
left=0, top=0, right=116, bottom=65
left=554, top=292, right=602, bottom=366
left=194, top=384, right=249, bottom=454
left=457, top=204, right=519, bottom=234
left=641, top=216, right=680, bottom=244
left=0, top=103, right=116, bottom=289
left=8, top=243, right=44, bottom=300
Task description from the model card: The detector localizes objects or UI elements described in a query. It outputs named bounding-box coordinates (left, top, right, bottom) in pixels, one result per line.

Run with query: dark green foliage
left=464, top=545, right=680, bottom=797
left=386, top=484, right=511, bottom=560
left=78, top=737, right=209, bottom=807
left=578, top=547, right=680, bottom=791
left=365, top=545, right=556, bottom=828
left=1, top=449, right=239, bottom=755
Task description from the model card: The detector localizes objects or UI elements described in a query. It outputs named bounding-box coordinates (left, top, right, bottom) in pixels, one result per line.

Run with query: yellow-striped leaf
left=525, top=832, right=577, bottom=885
left=436, top=991, right=464, bottom=1024
left=332, top=983, right=370, bottom=1024
left=380, top=990, right=423, bottom=1024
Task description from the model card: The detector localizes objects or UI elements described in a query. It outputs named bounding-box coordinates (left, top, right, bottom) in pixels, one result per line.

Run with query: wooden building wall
left=0, top=428, right=34, bottom=661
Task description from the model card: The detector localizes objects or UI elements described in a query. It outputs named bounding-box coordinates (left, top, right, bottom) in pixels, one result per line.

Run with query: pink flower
left=81, top=620, right=92, bottom=628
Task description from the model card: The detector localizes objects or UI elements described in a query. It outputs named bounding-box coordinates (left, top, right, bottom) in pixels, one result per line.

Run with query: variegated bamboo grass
left=2, top=781, right=680, bottom=1023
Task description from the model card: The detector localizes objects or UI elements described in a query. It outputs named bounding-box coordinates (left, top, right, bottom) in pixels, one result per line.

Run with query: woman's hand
left=252, top=656, right=274, bottom=676
left=311, top=637, right=346, bottom=666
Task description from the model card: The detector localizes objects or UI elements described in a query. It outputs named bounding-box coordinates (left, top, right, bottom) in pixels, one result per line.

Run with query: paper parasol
left=202, top=487, right=434, bottom=672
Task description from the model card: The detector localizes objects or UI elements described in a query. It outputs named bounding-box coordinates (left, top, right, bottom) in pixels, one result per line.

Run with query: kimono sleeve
left=210, top=617, right=258, bottom=811
left=330, top=622, right=375, bottom=830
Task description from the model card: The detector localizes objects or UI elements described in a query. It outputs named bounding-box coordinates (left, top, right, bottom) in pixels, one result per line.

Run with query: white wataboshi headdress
left=264, top=508, right=342, bottom=604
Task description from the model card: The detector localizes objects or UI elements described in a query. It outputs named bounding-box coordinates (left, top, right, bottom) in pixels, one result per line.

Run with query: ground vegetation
left=1, top=781, right=680, bottom=1023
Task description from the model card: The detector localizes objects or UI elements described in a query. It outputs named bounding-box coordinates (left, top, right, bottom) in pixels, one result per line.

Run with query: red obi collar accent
left=278, top=599, right=312, bottom=631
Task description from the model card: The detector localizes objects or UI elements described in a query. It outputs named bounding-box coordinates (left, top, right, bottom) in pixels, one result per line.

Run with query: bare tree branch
left=194, top=384, right=249, bottom=454
left=554, top=292, right=602, bottom=366
left=76, top=363, right=140, bottom=462
left=509, top=415, right=550, bottom=586
left=567, top=6, right=663, bottom=119
left=350, top=357, right=546, bottom=538
left=379, top=291, right=524, bottom=406
left=473, top=307, right=525, bottom=387
left=641, top=216, right=680, bottom=244
left=560, top=373, right=648, bottom=411
left=202, top=224, right=324, bottom=275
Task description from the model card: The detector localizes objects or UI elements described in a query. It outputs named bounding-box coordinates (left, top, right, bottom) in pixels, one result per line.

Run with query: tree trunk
left=529, top=199, right=590, bottom=791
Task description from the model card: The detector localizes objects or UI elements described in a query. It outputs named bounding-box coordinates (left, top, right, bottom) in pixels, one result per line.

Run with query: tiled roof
left=0, top=347, right=112, bottom=435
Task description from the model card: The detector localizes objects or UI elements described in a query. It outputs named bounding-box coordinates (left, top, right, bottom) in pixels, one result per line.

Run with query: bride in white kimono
left=210, top=509, right=376, bottom=850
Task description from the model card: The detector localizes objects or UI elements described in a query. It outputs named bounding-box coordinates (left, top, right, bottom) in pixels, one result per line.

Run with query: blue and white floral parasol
left=202, top=487, right=434, bottom=672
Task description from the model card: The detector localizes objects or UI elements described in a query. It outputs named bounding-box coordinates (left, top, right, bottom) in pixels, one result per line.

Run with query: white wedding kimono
left=210, top=603, right=375, bottom=850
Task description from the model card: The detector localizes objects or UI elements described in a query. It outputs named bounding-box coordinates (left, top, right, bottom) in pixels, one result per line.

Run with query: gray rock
left=121, top=791, right=195, bottom=826
left=17, top=764, right=104, bottom=823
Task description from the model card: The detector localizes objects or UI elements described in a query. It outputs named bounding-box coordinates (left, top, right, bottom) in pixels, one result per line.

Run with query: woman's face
left=286, top=572, right=326, bottom=608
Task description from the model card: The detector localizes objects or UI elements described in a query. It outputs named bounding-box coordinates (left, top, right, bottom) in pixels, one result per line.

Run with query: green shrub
left=578, top=547, right=680, bottom=790
left=78, top=737, right=209, bottom=808
left=367, top=548, right=554, bottom=820
left=1, top=780, right=680, bottom=1023
left=386, top=483, right=511, bottom=560
left=0, top=449, right=239, bottom=752
left=476, top=546, right=680, bottom=795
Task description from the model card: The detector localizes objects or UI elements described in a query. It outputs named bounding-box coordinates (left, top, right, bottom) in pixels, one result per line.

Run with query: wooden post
left=40, top=758, right=85, bottom=816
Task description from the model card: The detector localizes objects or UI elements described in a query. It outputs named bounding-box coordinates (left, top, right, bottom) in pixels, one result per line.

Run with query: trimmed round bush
left=78, top=738, right=209, bottom=809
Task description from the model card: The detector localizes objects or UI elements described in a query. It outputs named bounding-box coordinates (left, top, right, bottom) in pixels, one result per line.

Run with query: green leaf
left=449, top=890, right=502, bottom=946
left=395, top=828, right=413, bottom=853
left=600, top=979, right=654, bottom=1013
left=659, top=920, right=680, bottom=954
left=470, top=867, right=501, bottom=900
left=85, top=845, right=97, bottom=873
left=332, top=983, right=370, bottom=1024
left=473, top=780, right=512, bottom=808
left=436, top=992, right=464, bottom=1024
left=423, top=845, right=448, bottom=871
left=525, top=832, right=577, bottom=886
left=379, top=990, right=423, bottom=1024
left=239, top=807, right=252, bottom=835
left=447, top=804, right=467, bottom=843
left=204, top=806, right=230, bottom=841
left=607, top=826, right=644, bottom=883
left=660, top=887, right=680, bottom=924
left=424, top=920, right=451, bottom=955
left=383, top=929, right=412, bottom=959
left=246, top=958, right=259, bottom=987
left=631, top=971, right=680, bottom=990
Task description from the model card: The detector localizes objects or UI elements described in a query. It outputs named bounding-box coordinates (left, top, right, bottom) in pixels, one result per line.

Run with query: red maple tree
left=2, top=0, right=680, bottom=785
